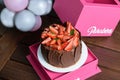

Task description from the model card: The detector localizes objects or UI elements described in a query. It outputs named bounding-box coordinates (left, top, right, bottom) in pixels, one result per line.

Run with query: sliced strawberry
left=41, top=30, right=48, bottom=38
left=59, top=26, right=65, bottom=34
left=62, top=35, right=72, bottom=42
left=73, top=37, right=79, bottom=47
left=41, top=37, right=51, bottom=44
left=67, top=37, right=73, bottom=43
left=41, top=33, right=47, bottom=39
left=50, top=39, right=56, bottom=45
left=69, top=22, right=74, bottom=29
left=57, top=35, right=64, bottom=39
left=44, top=28, right=49, bottom=32
left=65, top=40, right=73, bottom=51
left=47, top=32, right=56, bottom=39
left=57, top=45, right=62, bottom=50
left=52, top=24, right=59, bottom=27
left=49, top=26, right=58, bottom=34
left=50, top=44, right=58, bottom=50
left=66, top=22, right=73, bottom=33
left=74, top=30, right=79, bottom=37
left=61, top=42, right=69, bottom=50
left=54, top=26, right=59, bottom=30
left=57, top=39, right=62, bottom=45
left=46, top=42, right=50, bottom=46
left=66, top=22, right=71, bottom=33
left=61, top=26, right=65, bottom=31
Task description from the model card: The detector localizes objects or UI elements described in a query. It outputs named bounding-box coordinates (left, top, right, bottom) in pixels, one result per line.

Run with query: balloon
left=4, top=0, right=28, bottom=12
left=45, top=0, right=52, bottom=15
left=0, top=8, right=15, bottom=28
left=15, top=10, right=36, bottom=32
left=31, top=16, right=42, bottom=32
left=28, top=0, right=52, bottom=15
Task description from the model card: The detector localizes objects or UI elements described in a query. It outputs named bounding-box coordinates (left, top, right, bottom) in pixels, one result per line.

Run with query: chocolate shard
left=61, top=51, right=75, bottom=67
left=41, top=45, right=49, bottom=62
left=74, top=42, right=81, bottom=62
left=48, top=49, right=61, bottom=67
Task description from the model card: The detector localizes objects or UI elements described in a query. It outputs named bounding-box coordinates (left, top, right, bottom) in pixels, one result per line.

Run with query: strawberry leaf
left=70, top=29, right=74, bottom=35
left=54, top=38, right=59, bottom=40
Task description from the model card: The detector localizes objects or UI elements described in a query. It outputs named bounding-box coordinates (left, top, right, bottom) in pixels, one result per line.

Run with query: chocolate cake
left=41, top=22, right=82, bottom=68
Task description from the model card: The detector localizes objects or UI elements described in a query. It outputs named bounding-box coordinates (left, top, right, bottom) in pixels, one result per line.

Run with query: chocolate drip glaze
left=41, top=42, right=81, bottom=68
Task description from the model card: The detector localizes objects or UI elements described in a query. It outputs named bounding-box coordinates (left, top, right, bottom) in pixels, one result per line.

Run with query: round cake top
left=41, top=21, right=80, bottom=51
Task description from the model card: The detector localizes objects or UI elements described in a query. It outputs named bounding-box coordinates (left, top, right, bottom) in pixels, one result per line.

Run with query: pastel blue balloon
left=28, top=0, right=52, bottom=15
left=0, top=8, right=15, bottom=28
left=15, top=10, right=36, bottom=32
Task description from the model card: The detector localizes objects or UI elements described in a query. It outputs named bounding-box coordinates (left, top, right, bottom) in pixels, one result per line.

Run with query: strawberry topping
left=41, top=22, right=80, bottom=51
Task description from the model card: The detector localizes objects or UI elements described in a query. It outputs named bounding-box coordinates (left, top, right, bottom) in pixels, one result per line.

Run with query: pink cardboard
left=114, top=0, right=120, bottom=5
left=53, top=0, right=120, bottom=36
left=27, top=43, right=101, bottom=80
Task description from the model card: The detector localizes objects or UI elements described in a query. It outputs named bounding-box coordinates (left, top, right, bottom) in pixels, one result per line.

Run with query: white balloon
left=15, top=10, right=36, bottom=32
left=28, top=0, right=52, bottom=15
left=45, top=0, right=52, bottom=14
left=0, top=8, right=15, bottom=28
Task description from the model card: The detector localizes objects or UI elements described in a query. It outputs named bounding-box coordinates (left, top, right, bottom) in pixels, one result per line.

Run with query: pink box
left=26, top=42, right=101, bottom=80
left=114, top=0, right=120, bottom=5
left=53, top=0, right=120, bottom=36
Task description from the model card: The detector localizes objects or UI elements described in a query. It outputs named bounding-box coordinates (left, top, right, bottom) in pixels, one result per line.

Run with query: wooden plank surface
left=87, top=44, right=120, bottom=71
left=10, top=44, right=30, bottom=65
left=0, top=29, right=24, bottom=71
left=0, top=60, right=39, bottom=80
left=87, top=67, right=120, bottom=80
left=0, top=25, right=7, bottom=36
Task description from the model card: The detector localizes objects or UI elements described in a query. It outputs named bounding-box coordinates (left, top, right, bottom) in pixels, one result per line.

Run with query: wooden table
left=0, top=8, right=120, bottom=80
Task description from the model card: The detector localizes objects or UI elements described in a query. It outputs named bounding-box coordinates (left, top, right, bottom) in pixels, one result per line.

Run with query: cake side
left=41, top=41, right=81, bottom=67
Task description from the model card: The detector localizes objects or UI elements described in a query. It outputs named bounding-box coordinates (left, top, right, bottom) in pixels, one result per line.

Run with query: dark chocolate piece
left=61, top=51, right=75, bottom=67
left=48, top=50, right=61, bottom=66
left=74, top=42, right=81, bottom=62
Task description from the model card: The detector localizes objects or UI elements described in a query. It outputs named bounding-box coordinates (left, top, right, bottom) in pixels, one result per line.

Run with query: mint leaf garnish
left=70, top=29, right=74, bottom=35
left=54, top=38, right=59, bottom=40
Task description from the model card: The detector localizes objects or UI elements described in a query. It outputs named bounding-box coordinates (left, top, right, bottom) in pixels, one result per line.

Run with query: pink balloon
left=4, top=0, right=28, bottom=12
left=31, top=16, right=42, bottom=32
